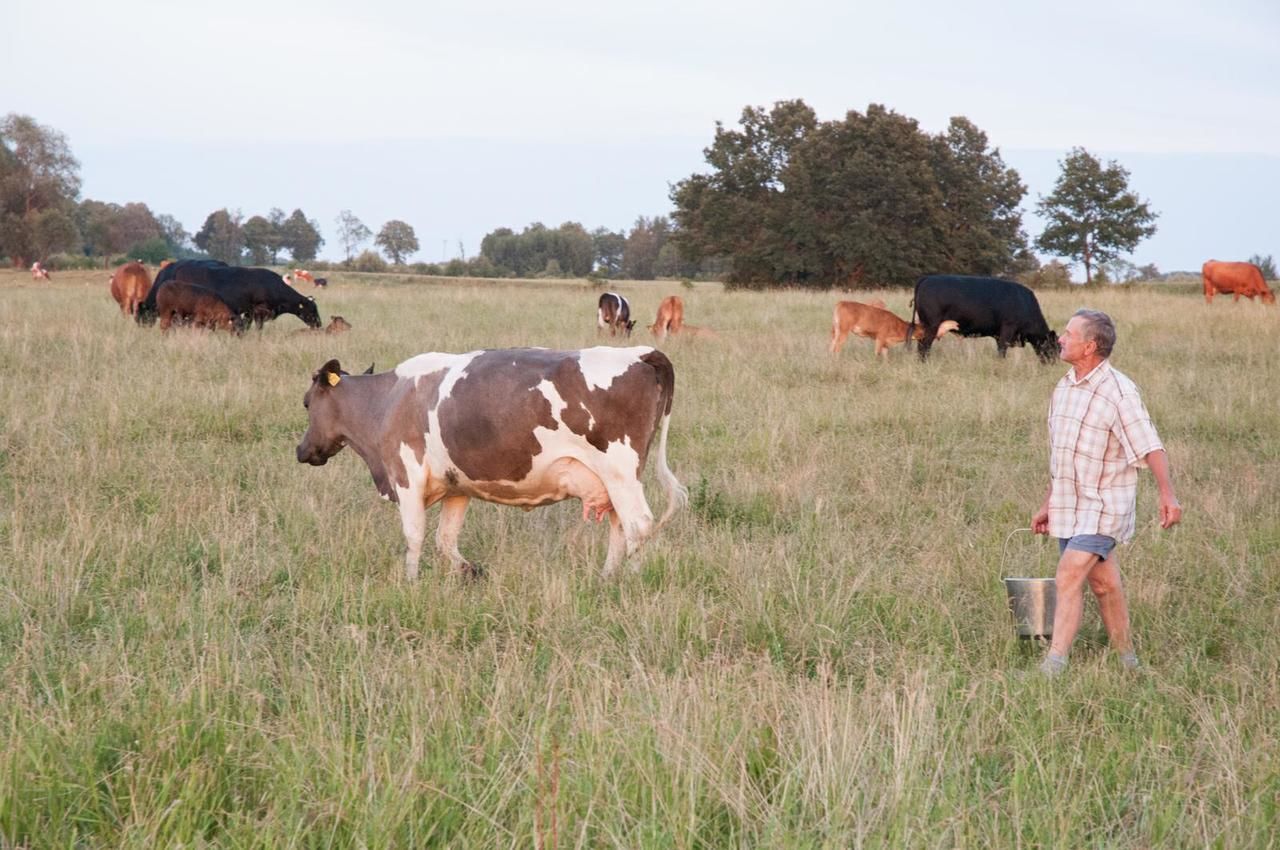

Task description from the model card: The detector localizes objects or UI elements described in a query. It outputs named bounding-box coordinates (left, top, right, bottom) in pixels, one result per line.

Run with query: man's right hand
left=1031, top=505, right=1050, bottom=535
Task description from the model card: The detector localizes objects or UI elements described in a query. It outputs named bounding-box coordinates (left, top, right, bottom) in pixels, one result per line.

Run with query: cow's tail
left=641, top=350, right=688, bottom=527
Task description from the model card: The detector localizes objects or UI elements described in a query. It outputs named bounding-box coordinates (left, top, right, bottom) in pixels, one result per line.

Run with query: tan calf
left=648, top=295, right=685, bottom=339
left=109, top=261, right=152, bottom=317
left=829, top=300, right=955, bottom=358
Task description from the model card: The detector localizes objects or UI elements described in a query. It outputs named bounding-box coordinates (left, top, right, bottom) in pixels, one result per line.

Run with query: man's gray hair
left=1073, top=309, right=1116, bottom=357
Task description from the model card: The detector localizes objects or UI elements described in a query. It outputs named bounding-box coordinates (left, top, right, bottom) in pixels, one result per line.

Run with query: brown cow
left=648, top=295, right=685, bottom=339
left=830, top=301, right=956, bottom=358
left=109, top=261, right=152, bottom=317
left=296, top=316, right=353, bottom=336
left=155, top=281, right=240, bottom=333
left=1202, top=260, right=1275, bottom=304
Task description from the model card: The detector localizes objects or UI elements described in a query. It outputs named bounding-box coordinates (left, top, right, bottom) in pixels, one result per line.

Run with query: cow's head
left=297, top=359, right=351, bottom=465
left=1034, top=331, right=1060, bottom=364
left=297, top=360, right=376, bottom=465
left=298, top=295, right=322, bottom=328
left=1263, top=289, right=1276, bottom=305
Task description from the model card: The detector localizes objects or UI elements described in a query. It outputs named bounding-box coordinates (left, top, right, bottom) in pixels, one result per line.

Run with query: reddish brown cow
left=109, top=261, right=152, bottom=317
left=830, top=301, right=956, bottom=358
left=155, top=281, right=240, bottom=333
left=648, top=295, right=685, bottom=339
left=1202, top=260, right=1275, bottom=304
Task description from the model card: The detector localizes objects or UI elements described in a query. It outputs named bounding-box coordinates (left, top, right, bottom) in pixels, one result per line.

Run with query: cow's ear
left=363, top=363, right=375, bottom=375
left=315, top=358, right=344, bottom=387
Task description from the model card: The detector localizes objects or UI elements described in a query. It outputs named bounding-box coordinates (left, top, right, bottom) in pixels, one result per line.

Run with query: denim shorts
left=1058, top=534, right=1117, bottom=559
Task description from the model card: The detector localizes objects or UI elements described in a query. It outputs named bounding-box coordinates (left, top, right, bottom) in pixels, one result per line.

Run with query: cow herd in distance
left=71, top=252, right=1278, bottom=579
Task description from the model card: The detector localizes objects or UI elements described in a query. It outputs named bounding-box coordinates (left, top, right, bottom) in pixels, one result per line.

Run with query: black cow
left=137, top=260, right=321, bottom=329
left=908, top=275, right=1058, bottom=362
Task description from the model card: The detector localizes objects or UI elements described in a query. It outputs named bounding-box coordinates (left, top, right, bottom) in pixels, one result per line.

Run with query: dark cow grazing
left=296, top=346, right=687, bottom=579
left=909, top=275, right=1058, bottom=362
left=155, top=281, right=242, bottom=333
left=109, top=261, right=152, bottom=317
left=137, top=259, right=321, bottom=329
left=597, top=292, right=636, bottom=337
left=1202, top=260, right=1275, bottom=304
left=314, top=277, right=328, bottom=288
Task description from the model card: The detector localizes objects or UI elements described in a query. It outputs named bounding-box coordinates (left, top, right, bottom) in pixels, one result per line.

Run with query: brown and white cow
left=597, top=292, right=636, bottom=337
left=155, top=281, right=241, bottom=333
left=285, top=269, right=316, bottom=287
left=648, top=295, right=685, bottom=339
left=296, top=346, right=686, bottom=579
left=1202, top=260, right=1275, bottom=304
left=109, top=261, right=152, bottom=317
left=830, top=300, right=956, bottom=358
left=30, top=262, right=50, bottom=281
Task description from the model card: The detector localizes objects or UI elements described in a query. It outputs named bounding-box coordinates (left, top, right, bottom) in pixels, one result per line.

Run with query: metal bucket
left=1002, top=529, right=1056, bottom=639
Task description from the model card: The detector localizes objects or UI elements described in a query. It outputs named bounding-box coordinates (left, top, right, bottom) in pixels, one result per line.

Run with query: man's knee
left=1088, top=562, right=1124, bottom=597
left=1055, top=551, right=1098, bottom=589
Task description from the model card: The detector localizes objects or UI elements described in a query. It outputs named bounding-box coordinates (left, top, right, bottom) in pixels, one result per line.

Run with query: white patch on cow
left=398, top=441, right=429, bottom=491
left=537, top=379, right=568, bottom=420
left=578, top=346, right=651, bottom=392
left=395, top=351, right=478, bottom=385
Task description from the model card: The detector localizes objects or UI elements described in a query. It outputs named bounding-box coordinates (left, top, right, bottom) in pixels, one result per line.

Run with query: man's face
left=1058, top=316, right=1096, bottom=365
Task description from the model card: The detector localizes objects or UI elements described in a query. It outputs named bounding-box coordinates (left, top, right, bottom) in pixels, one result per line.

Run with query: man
left=1031, top=309, right=1181, bottom=676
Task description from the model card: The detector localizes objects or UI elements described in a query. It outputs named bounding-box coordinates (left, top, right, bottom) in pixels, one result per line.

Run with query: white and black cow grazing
left=597, top=292, right=636, bottom=337
left=296, top=346, right=687, bottom=579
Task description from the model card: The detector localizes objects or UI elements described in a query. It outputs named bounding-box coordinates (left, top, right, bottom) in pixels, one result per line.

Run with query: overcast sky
left=6, top=0, right=1279, bottom=272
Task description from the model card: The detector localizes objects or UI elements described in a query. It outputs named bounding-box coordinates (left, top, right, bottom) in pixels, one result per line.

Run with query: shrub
left=1019, top=260, right=1073, bottom=289
left=351, top=250, right=388, bottom=273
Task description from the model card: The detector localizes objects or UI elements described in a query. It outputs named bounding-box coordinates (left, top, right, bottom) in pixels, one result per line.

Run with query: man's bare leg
left=1088, top=555, right=1139, bottom=666
left=1041, top=548, right=1100, bottom=675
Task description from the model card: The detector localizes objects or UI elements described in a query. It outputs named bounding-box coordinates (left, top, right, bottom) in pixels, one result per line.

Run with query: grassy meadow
left=1, top=267, right=1278, bottom=847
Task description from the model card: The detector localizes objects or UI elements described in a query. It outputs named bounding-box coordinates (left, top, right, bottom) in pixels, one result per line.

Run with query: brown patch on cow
left=445, top=468, right=459, bottom=486
left=377, top=369, right=447, bottom=492
left=550, top=353, right=666, bottom=473
left=436, top=350, right=562, bottom=482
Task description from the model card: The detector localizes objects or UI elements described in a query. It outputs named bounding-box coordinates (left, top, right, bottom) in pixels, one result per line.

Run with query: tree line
left=4, top=108, right=1176, bottom=286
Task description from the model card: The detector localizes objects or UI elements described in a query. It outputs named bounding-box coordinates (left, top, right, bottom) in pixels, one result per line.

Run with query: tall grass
left=2, top=270, right=1278, bottom=847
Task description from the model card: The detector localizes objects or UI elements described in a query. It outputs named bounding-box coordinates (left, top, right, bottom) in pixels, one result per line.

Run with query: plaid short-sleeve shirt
left=1047, top=360, right=1164, bottom=542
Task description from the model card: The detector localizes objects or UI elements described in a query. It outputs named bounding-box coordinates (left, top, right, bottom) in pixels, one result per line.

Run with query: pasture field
left=2, top=268, right=1278, bottom=848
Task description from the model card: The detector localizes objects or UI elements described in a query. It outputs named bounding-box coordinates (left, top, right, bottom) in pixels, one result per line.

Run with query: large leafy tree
left=1034, top=147, right=1158, bottom=285
left=194, top=208, right=244, bottom=263
left=280, top=209, right=323, bottom=262
left=0, top=113, right=82, bottom=266
left=375, top=219, right=420, bottom=264
left=334, top=210, right=371, bottom=262
left=670, top=100, right=1031, bottom=288
left=241, top=215, right=276, bottom=265
left=670, top=100, right=818, bottom=285
left=930, top=117, right=1029, bottom=276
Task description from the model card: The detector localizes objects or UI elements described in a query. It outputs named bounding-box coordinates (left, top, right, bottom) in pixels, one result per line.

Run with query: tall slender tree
left=334, top=210, right=371, bottom=261
left=1035, top=148, right=1158, bottom=285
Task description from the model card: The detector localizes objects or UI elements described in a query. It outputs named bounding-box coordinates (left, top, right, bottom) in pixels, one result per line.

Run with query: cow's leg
left=915, top=327, right=936, bottom=360
left=829, top=325, right=848, bottom=354
left=875, top=337, right=890, bottom=358
left=398, top=493, right=429, bottom=581
left=600, top=476, right=655, bottom=576
left=996, top=325, right=1014, bottom=358
left=434, top=495, right=475, bottom=576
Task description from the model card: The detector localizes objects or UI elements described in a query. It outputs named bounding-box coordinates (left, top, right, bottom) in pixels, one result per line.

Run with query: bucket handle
left=1000, top=527, right=1038, bottom=581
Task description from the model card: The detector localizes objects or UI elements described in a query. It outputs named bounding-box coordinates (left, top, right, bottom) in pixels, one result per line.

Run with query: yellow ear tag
left=327, top=372, right=341, bottom=386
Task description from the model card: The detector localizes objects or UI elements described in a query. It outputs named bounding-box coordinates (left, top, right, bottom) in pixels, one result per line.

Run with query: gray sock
left=1119, top=652, right=1141, bottom=670
left=1039, top=652, right=1068, bottom=677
